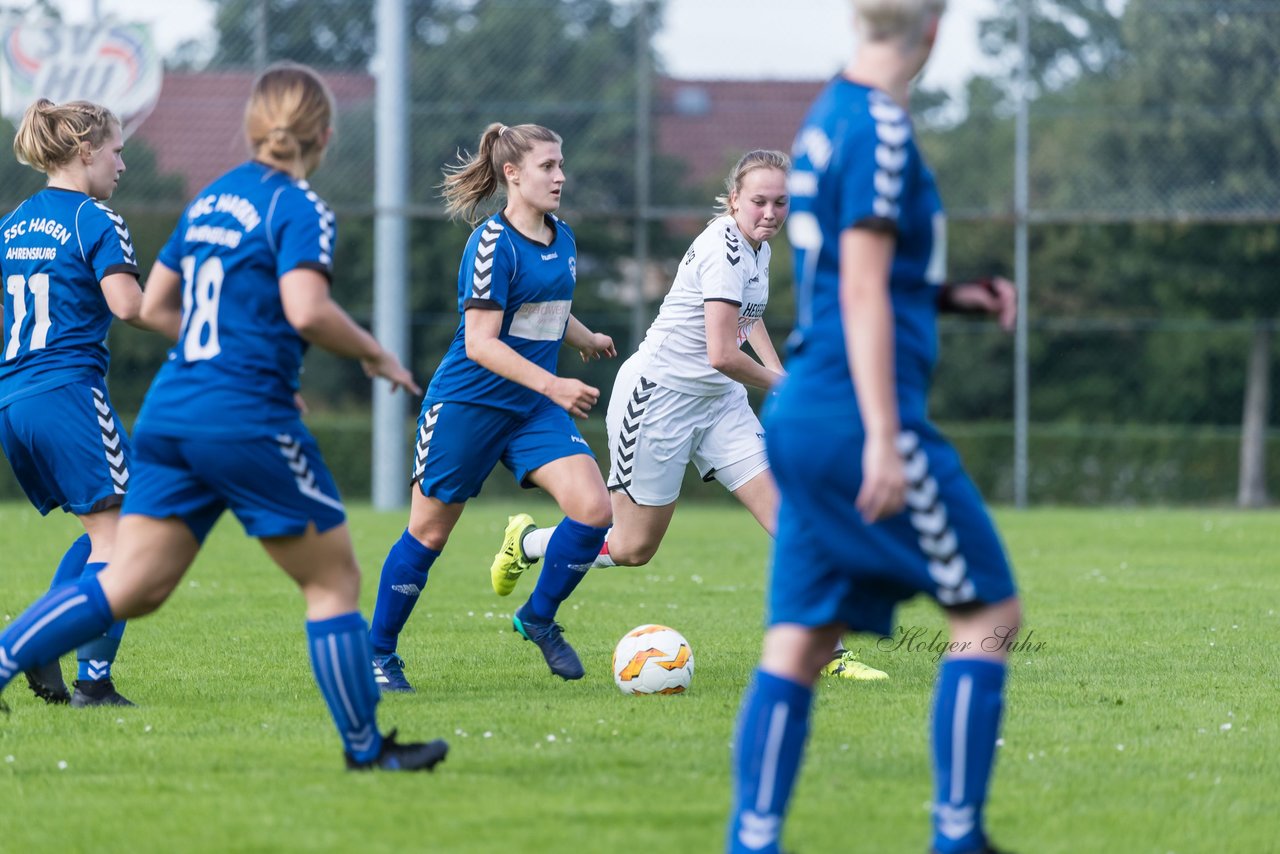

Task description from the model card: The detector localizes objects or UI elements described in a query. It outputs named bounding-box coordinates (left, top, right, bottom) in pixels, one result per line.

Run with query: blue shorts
left=766, top=416, right=1016, bottom=637
left=122, top=425, right=346, bottom=543
left=0, top=380, right=132, bottom=515
left=412, top=397, right=595, bottom=503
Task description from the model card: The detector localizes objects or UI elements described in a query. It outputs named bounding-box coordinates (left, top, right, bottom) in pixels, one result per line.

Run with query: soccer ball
left=612, top=624, right=694, bottom=695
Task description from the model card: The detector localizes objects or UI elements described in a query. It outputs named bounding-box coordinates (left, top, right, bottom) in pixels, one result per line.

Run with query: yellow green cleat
left=821, top=650, right=888, bottom=681
left=490, top=513, right=537, bottom=596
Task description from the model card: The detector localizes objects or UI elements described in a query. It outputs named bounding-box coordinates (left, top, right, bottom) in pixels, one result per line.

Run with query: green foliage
left=0, top=503, right=1275, bottom=852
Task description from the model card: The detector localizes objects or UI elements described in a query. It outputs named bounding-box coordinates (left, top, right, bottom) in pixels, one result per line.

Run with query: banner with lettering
left=0, top=21, right=163, bottom=138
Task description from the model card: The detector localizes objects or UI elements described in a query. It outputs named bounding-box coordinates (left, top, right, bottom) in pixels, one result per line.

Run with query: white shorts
left=605, top=353, right=768, bottom=506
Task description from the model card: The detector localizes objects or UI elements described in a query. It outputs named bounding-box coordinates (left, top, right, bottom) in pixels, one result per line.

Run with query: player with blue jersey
left=726, top=2, right=1020, bottom=852
left=367, top=122, right=615, bottom=689
left=0, top=99, right=143, bottom=708
left=0, top=64, right=448, bottom=772
left=498, top=149, right=888, bottom=682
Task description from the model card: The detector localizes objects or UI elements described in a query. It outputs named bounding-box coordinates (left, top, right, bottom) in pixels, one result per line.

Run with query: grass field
left=0, top=500, right=1275, bottom=853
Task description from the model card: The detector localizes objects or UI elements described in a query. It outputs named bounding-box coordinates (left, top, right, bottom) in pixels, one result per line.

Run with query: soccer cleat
left=821, top=650, right=889, bottom=681
left=70, top=679, right=135, bottom=708
left=345, top=729, right=449, bottom=772
left=372, top=653, right=415, bottom=693
left=25, top=660, right=71, bottom=705
left=490, top=513, right=538, bottom=596
left=513, top=604, right=584, bottom=680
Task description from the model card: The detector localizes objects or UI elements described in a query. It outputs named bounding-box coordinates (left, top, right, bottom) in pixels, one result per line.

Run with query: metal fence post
left=1013, top=0, right=1031, bottom=509
left=372, top=0, right=409, bottom=510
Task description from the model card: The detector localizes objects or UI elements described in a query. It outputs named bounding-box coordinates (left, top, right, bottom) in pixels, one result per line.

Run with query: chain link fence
left=0, top=0, right=1277, bottom=505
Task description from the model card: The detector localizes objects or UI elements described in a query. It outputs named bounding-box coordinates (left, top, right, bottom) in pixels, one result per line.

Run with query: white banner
left=0, top=21, right=163, bottom=138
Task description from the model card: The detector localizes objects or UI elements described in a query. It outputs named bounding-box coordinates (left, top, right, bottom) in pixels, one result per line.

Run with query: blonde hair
left=244, top=62, right=334, bottom=179
left=713, top=149, right=791, bottom=219
left=854, top=0, right=947, bottom=45
left=13, top=98, right=119, bottom=174
left=440, top=122, right=563, bottom=224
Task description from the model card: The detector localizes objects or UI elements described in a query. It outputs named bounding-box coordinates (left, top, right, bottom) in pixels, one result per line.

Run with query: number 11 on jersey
left=5, top=273, right=51, bottom=360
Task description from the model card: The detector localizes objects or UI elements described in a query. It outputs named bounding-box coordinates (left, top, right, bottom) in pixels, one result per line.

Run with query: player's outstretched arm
left=705, top=300, right=784, bottom=391
left=138, top=262, right=184, bottom=340
left=564, top=313, right=616, bottom=362
left=936, top=276, right=1016, bottom=331
left=840, top=227, right=905, bottom=523
left=465, top=307, right=599, bottom=419
left=279, top=268, right=421, bottom=396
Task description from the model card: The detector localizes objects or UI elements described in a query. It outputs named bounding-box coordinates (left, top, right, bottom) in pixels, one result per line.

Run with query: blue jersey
left=0, top=188, right=138, bottom=408
left=426, top=212, right=578, bottom=414
left=136, top=161, right=336, bottom=439
left=784, top=78, right=946, bottom=424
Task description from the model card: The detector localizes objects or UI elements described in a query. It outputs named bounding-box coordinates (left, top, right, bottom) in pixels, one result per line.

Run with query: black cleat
left=345, top=729, right=449, bottom=772
left=512, top=604, right=584, bottom=680
left=25, top=660, right=71, bottom=704
left=70, top=679, right=135, bottom=708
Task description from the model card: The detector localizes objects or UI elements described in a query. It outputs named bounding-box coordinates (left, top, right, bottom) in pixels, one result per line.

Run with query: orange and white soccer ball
left=612, top=624, right=694, bottom=695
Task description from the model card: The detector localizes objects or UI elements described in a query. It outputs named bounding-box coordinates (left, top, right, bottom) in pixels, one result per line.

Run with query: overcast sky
left=67, top=0, right=995, bottom=90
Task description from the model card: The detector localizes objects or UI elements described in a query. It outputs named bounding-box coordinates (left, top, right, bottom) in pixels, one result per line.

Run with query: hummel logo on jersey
left=472, top=222, right=504, bottom=300
left=724, top=226, right=742, bottom=266
left=541, top=251, right=558, bottom=260
left=570, top=434, right=588, bottom=445
left=391, top=583, right=421, bottom=596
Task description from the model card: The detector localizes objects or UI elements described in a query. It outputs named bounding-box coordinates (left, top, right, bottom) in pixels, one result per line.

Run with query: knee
left=759, top=624, right=839, bottom=685
left=110, top=578, right=171, bottom=620
left=406, top=521, right=449, bottom=552
left=565, top=493, right=612, bottom=530
left=607, top=539, right=658, bottom=567
left=580, top=503, right=613, bottom=531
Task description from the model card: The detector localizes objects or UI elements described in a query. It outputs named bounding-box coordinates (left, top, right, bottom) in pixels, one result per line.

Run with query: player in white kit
left=490, top=149, right=887, bottom=680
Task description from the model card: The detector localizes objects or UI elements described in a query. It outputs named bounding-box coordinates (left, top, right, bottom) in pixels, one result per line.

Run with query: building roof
left=133, top=71, right=825, bottom=199
left=132, top=71, right=374, bottom=197
left=655, top=77, right=825, bottom=191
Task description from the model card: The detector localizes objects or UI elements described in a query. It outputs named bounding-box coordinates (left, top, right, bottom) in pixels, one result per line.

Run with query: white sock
left=524, top=526, right=618, bottom=566
left=521, top=526, right=555, bottom=561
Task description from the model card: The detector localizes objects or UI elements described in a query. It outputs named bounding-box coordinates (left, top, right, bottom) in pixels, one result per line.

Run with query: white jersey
left=635, top=215, right=770, bottom=396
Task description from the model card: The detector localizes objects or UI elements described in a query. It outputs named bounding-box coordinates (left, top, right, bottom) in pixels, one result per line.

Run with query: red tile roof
left=656, top=77, right=825, bottom=191
left=134, top=72, right=824, bottom=199
left=133, top=71, right=374, bottom=197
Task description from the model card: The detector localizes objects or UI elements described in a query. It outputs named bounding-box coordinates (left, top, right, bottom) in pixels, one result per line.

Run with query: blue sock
left=307, top=612, right=384, bottom=763
left=49, top=534, right=91, bottom=589
left=931, top=658, right=1008, bottom=854
left=368, top=529, right=439, bottom=656
left=0, top=576, right=115, bottom=691
left=75, top=562, right=126, bottom=682
left=726, top=669, right=813, bottom=854
left=525, top=517, right=607, bottom=621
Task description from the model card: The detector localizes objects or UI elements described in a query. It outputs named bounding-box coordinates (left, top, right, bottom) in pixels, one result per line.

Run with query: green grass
left=0, top=501, right=1275, bottom=853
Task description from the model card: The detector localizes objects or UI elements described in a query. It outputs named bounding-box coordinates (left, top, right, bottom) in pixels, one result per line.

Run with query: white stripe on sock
left=325, top=634, right=360, bottom=726
left=12, top=593, right=88, bottom=656
left=755, top=701, right=790, bottom=813
left=951, top=674, right=974, bottom=803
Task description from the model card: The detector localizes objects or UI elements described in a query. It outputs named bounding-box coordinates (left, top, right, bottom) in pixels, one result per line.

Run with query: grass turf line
left=0, top=501, right=1273, bottom=853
